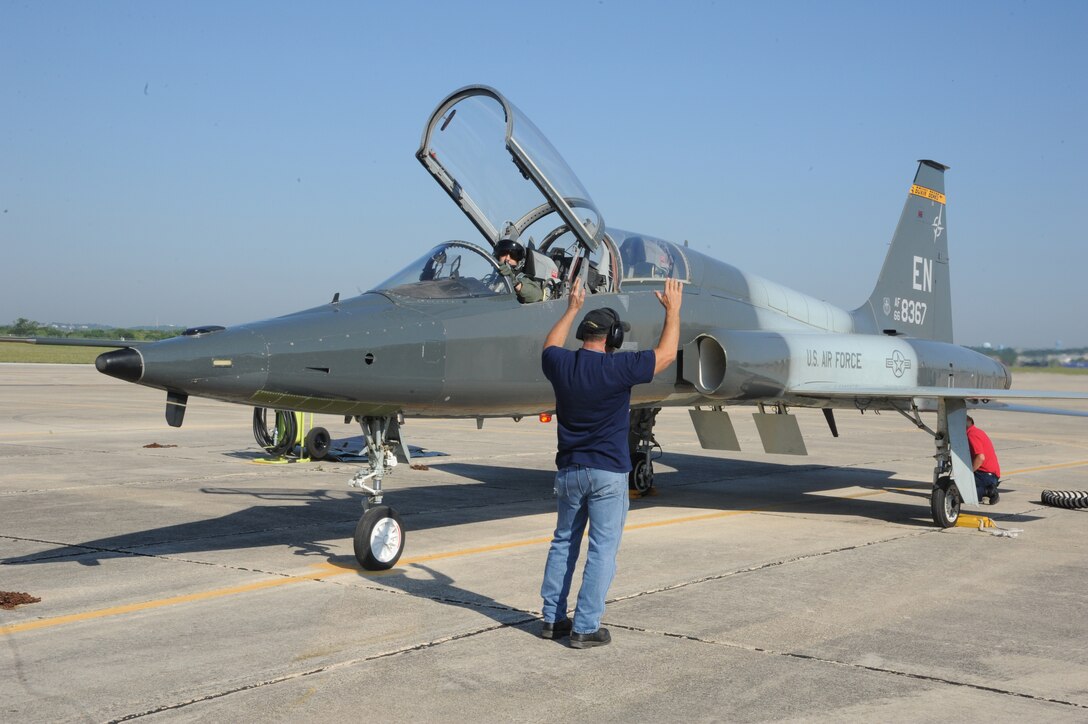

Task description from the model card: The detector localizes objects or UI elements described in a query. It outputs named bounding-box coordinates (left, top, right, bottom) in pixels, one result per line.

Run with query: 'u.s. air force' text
left=806, top=350, right=863, bottom=369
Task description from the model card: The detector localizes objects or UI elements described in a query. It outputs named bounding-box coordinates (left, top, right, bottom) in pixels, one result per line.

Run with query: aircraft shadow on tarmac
left=1, top=453, right=1039, bottom=568
left=367, top=562, right=542, bottom=637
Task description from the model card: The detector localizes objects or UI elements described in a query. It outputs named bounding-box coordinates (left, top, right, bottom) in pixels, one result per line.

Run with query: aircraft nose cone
left=95, top=348, right=143, bottom=383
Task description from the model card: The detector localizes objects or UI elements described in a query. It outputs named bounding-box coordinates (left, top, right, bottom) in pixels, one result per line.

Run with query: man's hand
left=567, top=278, right=586, bottom=313
left=652, top=278, right=683, bottom=374
left=654, top=278, right=683, bottom=312
left=497, top=262, right=515, bottom=277
left=544, top=278, right=586, bottom=350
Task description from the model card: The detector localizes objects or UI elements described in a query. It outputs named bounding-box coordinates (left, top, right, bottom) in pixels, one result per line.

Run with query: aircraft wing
left=788, top=383, right=1088, bottom=417
left=964, top=400, right=1088, bottom=417
left=0, top=336, right=142, bottom=348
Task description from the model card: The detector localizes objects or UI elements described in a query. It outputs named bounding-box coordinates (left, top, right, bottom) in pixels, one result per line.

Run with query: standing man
left=539, top=278, right=683, bottom=648
left=967, top=415, right=1001, bottom=504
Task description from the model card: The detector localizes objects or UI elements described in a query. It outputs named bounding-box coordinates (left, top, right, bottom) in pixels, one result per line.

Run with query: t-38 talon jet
left=88, top=85, right=1088, bottom=570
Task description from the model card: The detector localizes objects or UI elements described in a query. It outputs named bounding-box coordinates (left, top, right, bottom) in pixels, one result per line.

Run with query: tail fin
left=853, top=160, right=953, bottom=342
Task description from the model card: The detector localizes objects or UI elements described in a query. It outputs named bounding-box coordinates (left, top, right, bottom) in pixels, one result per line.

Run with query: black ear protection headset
left=575, top=307, right=625, bottom=349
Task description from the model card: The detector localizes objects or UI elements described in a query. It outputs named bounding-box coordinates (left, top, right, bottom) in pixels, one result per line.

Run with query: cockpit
left=614, top=230, right=689, bottom=282
left=410, top=87, right=691, bottom=303
left=372, top=236, right=616, bottom=302
left=373, top=230, right=693, bottom=302
left=417, top=86, right=619, bottom=299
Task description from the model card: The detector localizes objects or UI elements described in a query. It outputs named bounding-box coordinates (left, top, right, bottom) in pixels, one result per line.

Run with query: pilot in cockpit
left=494, top=239, right=544, bottom=304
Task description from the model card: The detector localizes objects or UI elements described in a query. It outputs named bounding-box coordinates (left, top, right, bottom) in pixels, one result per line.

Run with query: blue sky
left=2, top=1, right=1085, bottom=348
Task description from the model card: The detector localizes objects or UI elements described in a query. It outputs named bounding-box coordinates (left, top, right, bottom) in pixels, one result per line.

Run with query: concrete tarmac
left=2, top=364, right=1087, bottom=722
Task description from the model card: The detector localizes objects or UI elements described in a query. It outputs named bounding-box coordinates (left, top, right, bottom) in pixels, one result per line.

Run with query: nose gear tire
left=354, top=505, right=405, bottom=570
left=628, top=457, right=654, bottom=496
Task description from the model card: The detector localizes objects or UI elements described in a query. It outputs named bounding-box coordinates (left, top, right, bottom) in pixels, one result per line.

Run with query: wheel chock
left=251, top=455, right=311, bottom=465
left=955, top=513, right=995, bottom=529
left=629, top=488, right=660, bottom=500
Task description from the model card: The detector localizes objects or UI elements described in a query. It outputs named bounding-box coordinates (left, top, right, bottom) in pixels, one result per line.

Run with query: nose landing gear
left=354, top=504, right=405, bottom=570
left=348, top=415, right=409, bottom=570
left=628, top=407, right=662, bottom=497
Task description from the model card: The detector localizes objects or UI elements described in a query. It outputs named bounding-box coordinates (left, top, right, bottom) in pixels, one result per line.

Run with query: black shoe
left=988, top=488, right=1000, bottom=505
left=569, top=628, right=611, bottom=648
left=540, top=619, right=572, bottom=639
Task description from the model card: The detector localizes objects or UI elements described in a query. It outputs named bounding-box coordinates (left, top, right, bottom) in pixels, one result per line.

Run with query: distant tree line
left=2, top=318, right=180, bottom=342
left=969, top=345, right=1088, bottom=368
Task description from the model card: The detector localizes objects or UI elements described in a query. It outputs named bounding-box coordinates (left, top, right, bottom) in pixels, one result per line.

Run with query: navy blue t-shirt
left=541, top=346, right=656, bottom=473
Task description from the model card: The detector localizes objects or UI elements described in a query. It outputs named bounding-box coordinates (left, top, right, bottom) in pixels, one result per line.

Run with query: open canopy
left=417, top=85, right=604, bottom=254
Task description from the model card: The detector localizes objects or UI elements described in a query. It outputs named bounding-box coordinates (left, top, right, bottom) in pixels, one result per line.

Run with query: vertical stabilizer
left=853, top=160, right=953, bottom=342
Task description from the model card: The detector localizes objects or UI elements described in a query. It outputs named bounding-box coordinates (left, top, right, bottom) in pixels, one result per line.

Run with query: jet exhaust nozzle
left=96, top=348, right=143, bottom=383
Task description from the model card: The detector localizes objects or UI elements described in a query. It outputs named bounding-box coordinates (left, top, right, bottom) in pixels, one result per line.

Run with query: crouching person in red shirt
left=967, top=415, right=1001, bottom=504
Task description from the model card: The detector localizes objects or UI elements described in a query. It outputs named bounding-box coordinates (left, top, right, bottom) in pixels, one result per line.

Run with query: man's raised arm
left=652, top=278, right=683, bottom=375
left=544, top=280, right=586, bottom=350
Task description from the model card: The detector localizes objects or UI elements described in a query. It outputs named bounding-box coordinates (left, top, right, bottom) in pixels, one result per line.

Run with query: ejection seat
left=522, top=248, right=561, bottom=301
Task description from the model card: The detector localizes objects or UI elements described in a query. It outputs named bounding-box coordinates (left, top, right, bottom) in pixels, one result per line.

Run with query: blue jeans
left=540, top=465, right=629, bottom=635
left=974, top=470, right=999, bottom=499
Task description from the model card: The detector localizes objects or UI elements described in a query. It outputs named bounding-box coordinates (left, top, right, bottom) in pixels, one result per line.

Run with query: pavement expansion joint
left=108, top=617, right=537, bottom=722
left=607, top=622, right=1088, bottom=710
left=1, top=535, right=151, bottom=564
left=608, top=529, right=934, bottom=604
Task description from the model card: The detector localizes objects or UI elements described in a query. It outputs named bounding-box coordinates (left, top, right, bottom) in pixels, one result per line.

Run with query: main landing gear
left=929, top=427, right=961, bottom=527
left=897, top=399, right=971, bottom=528
left=348, top=416, right=408, bottom=570
left=628, top=407, right=662, bottom=497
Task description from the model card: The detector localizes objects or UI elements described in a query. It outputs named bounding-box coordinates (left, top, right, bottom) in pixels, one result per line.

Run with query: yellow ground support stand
left=955, top=513, right=995, bottom=529
left=252, top=411, right=316, bottom=464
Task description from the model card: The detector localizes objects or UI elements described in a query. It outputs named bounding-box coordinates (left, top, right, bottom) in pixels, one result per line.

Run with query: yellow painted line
left=626, top=509, right=752, bottom=530
left=3, top=504, right=784, bottom=636
left=0, top=478, right=996, bottom=637
left=1004, top=459, right=1088, bottom=476
left=1, top=537, right=572, bottom=636
left=317, top=536, right=559, bottom=575
left=397, top=536, right=554, bottom=564
left=1, top=568, right=340, bottom=635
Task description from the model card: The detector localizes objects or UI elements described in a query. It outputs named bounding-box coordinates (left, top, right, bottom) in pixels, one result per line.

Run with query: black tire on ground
left=931, top=477, right=961, bottom=528
left=1041, top=490, right=1088, bottom=509
left=353, top=505, right=405, bottom=570
left=304, top=427, right=331, bottom=460
left=628, top=456, right=654, bottom=496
